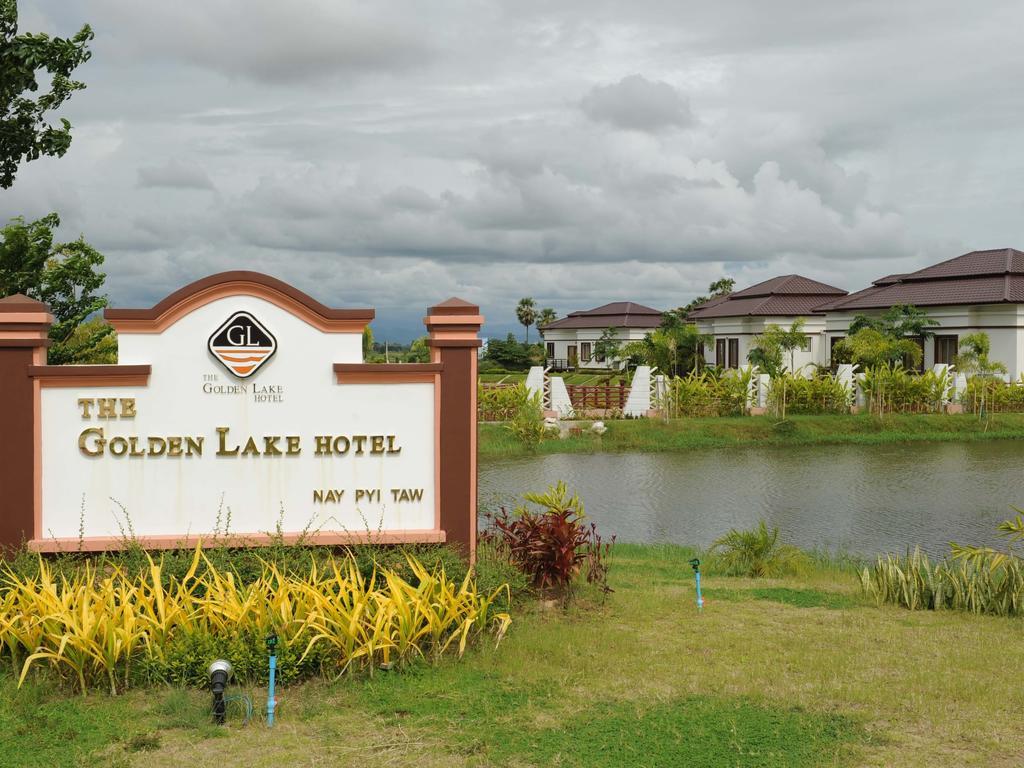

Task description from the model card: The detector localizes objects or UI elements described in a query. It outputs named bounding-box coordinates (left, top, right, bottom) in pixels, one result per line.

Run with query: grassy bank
left=480, top=413, right=1024, bottom=458
left=4, top=543, right=1021, bottom=767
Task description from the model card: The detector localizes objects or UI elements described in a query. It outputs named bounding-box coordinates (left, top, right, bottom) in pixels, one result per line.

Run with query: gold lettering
left=370, top=435, right=385, bottom=454
left=387, top=435, right=401, bottom=454
left=352, top=435, right=367, bottom=455
left=314, top=490, right=325, bottom=503
left=128, top=436, right=145, bottom=457
left=120, top=398, right=136, bottom=418
left=185, top=436, right=203, bottom=456
left=333, top=436, right=350, bottom=455
left=79, top=427, right=105, bottom=456
left=167, top=437, right=183, bottom=457
left=216, top=427, right=238, bottom=456
left=241, top=437, right=260, bottom=456
left=108, top=436, right=129, bottom=456
left=286, top=436, right=301, bottom=455
left=148, top=437, right=167, bottom=456
left=97, top=398, right=118, bottom=419
left=263, top=436, right=283, bottom=456
left=78, top=398, right=94, bottom=419
left=314, top=435, right=332, bottom=455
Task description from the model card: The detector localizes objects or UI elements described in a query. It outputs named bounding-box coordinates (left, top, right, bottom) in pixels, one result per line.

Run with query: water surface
left=478, top=441, right=1024, bottom=556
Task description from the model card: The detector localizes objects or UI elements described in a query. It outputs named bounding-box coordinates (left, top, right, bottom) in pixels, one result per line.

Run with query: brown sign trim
left=28, top=364, right=152, bottom=387
left=105, top=271, right=374, bottom=334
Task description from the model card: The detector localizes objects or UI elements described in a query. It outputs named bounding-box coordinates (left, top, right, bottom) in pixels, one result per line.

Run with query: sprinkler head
left=266, top=632, right=278, bottom=655
left=688, top=558, right=700, bottom=572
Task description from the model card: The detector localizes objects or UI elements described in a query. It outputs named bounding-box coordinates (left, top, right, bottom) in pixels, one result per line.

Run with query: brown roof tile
left=542, top=301, right=663, bottom=330
left=688, top=274, right=846, bottom=319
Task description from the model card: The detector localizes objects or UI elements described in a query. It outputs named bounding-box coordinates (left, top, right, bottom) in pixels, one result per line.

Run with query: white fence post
left=549, top=376, right=574, bottom=418
left=623, top=365, right=652, bottom=417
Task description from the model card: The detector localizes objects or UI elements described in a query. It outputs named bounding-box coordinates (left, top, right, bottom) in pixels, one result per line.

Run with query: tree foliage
left=848, top=304, right=937, bottom=340
left=834, top=327, right=922, bottom=370
left=1, top=1, right=93, bottom=188
left=515, top=297, right=537, bottom=343
left=678, top=276, right=735, bottom=316
left=622, top=316, right=709, bottom=377
left=484, top=333, right=535, bottom=370
left=593, top=327, right=621, bottom=364
left=536, top=307, right=557, bottom=330
left=0, top=213, right=113, bottom=364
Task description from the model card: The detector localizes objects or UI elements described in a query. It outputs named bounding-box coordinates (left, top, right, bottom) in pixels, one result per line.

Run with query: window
left=580, top=342, right=592, bottom=362
left=727, top=338, right=739, bottom=369
left=829, top=336, right=845, bottom=367
left=935, top=335, right=958, bottom=366
left=715, top=338, right=727, bottom=367
left=801, top=336, right=812, bottom=352
left=546, top=342, right=554, bottom=359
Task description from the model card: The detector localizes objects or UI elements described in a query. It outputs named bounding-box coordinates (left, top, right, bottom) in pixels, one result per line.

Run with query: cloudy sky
left=6, top=1, right=1024, bottom=341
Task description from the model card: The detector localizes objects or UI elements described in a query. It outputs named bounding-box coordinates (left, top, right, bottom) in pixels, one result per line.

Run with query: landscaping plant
left=487, top=482, right=615, bottom=594
left=0, top=546, right=511, bottom=695
left=708, top=520, right=810, bottom=578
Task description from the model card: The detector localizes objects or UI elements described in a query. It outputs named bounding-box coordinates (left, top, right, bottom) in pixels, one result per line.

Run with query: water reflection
left=478, top=442, right=1024, bottom=556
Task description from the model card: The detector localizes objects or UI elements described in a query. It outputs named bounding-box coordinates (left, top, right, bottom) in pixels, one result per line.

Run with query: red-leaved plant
left=487, top=482, right=614, bottom=594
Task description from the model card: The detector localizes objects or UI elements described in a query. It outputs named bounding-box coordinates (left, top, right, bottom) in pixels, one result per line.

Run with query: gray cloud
left=580, top=75, right=692, bottom=132
left=137, top=160, right=215, bottom=190
left=8, top=1, right=1024, bottom=339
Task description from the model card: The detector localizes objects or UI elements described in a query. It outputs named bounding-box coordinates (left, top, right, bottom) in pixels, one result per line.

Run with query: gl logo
left=208, top=311, right=277, bottom=378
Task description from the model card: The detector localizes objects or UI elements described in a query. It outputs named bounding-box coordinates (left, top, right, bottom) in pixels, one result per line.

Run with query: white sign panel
left=39, top=295, right=436, bottom=542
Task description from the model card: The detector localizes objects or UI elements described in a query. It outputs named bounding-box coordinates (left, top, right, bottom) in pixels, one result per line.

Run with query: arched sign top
left=104, top=271, right=375, bottom=334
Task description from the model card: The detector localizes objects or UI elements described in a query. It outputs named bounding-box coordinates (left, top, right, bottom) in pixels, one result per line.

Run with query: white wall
left=823, top=304, right=1024, bottom=378
left=540, top=326, right=655, bottom=369
left=41, top=295, right=437, bottom=540
left=694, top=315, right=828, bottom=372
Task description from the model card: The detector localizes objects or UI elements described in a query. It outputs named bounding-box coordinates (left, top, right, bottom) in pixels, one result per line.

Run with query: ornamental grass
left=0, top=547, right=511, bottom=695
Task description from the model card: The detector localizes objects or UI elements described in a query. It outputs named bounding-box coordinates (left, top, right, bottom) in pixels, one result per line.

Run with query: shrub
left=859, top=364, right=950, bottom=414
left=659, top=369, right=752, bottom=417
left=487, top=482, right=615, bottom=594
left=768, top=371, right=851, bottom=415
left=961, top=377, right=1024, bottom=413
left=1, top=546, right=511, bottom=694
left=478, top=382, right=533, bottom=422
left=862, top=513, right=1024, bottom=615
left=708, top=520, right=810, bottom=578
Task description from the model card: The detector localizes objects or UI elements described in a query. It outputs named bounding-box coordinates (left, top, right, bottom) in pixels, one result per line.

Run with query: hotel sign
left=0, top=272, right=482, bottom=556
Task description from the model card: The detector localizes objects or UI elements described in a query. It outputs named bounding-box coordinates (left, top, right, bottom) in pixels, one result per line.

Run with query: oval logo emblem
left=208, top=311, right=277, bottom=378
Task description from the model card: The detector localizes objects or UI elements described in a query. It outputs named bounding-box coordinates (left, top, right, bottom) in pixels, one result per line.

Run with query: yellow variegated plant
left=0, top=545, right=510, bottom=695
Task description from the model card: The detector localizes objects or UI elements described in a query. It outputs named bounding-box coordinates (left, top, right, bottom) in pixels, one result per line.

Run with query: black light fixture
left=208, top=659, right=233, bottom=724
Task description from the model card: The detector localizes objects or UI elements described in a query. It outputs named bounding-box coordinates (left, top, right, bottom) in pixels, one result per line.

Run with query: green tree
left=678, top=277, right=735, bottom=316
left=1, top=2, right=94, bottom=188
left=622, top=321, right=709, bottom=377
left=536, top=307, right=557, bottom=331
left=834, top=327, right=922, bottom=370
left=0, top=213, right=113, bottom=363
left=406, top=336, right=431, bottom=363
left=954, top=332, right=1008, bottom=421
left=849, top=304, right=936, bottom=340
left=593, top=327, right=621, bottom=366
left=484, top=333, right=533, bottom=370
left=516, top=297, right=537, bottom=343
left=361, top=325, right=374, bottom=359
left=747, top=318, right=808, bottom=419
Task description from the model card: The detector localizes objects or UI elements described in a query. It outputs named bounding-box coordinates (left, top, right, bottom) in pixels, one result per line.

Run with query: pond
left=478, top=441, right=1024, bottom=557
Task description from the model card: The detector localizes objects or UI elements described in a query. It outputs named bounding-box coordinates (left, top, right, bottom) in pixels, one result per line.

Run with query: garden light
left=689, top=558, right=704, bottom=610
left=208, top=659, right=233, bottom=725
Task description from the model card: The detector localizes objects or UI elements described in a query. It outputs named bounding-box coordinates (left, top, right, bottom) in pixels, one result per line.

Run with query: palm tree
left=516, top=298, right=537, bottom=343
left=537, top=308, right=557, bottom=332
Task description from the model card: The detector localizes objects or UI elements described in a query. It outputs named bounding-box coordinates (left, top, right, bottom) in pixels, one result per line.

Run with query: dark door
left=728, top=338, right=739, bottom=369
left=568, top=345, right=578, bottom=368
left=934, top=335, right=958, bottom=366
left=715, top=339, right=727, bottom=367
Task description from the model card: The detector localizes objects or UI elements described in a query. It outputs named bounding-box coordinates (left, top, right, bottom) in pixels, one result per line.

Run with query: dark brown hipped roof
left=542, top=301, right=662, bottom=330
left=815, top=248, right=1024, bottom=311
left=687, top=275, right=846, bottom=319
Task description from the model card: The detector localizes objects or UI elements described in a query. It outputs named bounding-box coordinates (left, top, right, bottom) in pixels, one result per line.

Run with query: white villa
left=688, top=248, right=1024, bottom=379
left=540, top=302, right=662, bottom=370
left=688, top=275, right=847, bottom=370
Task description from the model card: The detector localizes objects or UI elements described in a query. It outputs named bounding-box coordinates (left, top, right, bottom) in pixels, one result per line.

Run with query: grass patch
left=2, top=543, right=1023, bottom=767
left=479, top=413, right=1024, bottom=458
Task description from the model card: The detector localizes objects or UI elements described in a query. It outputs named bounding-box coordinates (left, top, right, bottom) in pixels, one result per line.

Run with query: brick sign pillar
left=0, top=295, right=53, bottom=551
left=425, top=298, right=483, bottom=561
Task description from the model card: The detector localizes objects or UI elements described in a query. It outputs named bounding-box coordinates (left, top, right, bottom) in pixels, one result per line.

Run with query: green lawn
left=4, top=544, right=1022, bottom=767
left=480, top=413, right=1024, bottom=458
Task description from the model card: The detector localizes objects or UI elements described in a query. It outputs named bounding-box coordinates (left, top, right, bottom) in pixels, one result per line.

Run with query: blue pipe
left=695, top=570, right=704, bottom=610
left=267, top=653, right=277, bottom=727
